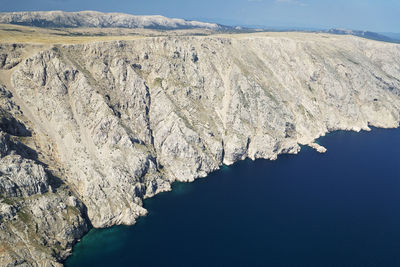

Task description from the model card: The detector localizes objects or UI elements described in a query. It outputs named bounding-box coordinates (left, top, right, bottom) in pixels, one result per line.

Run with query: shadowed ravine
left=66, top=127, right=400, bottom=267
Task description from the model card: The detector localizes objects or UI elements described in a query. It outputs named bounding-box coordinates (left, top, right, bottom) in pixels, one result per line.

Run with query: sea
left=66, top=127, right=400, bottom=267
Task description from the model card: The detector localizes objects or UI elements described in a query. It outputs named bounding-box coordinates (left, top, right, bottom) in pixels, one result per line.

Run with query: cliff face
left=0, top=44, right=89, bottom=266
left=1, top=33, right=400, bottom=266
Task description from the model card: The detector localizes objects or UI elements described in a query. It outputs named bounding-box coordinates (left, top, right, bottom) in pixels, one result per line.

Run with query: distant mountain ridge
left=250, top=27, right=400, bottom=44
left=323, top=28, right=400, bottom=43
left=380, top=32, right=400, bottom=41
left=0, top=10, right=221, bottom=30
left=232, top=25, right=400, bottom=44
left=0, top=11, right=399, bottom=44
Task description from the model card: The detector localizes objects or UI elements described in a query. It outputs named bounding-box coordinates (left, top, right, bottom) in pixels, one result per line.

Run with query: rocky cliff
left=0, top=32, right=400, bottom=266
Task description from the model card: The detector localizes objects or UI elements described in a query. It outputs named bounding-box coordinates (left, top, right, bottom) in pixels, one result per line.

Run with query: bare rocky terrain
left=0, top=18, right=399, bottom=266
left=0, top=11, right=220, bottom=30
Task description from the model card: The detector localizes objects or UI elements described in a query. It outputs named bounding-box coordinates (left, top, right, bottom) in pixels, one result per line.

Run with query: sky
left=1, top=0, right=399, bottom=32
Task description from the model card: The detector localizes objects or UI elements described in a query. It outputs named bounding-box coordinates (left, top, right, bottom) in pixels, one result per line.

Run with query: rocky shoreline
left=0, top=32, right=400, bottom=266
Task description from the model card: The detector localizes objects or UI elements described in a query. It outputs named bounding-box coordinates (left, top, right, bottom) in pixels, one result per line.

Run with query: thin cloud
left=275, top=0, right=307, bottom=6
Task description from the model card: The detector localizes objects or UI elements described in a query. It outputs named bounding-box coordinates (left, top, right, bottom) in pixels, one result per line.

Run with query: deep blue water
left=66, top=127, right=400, bottom=267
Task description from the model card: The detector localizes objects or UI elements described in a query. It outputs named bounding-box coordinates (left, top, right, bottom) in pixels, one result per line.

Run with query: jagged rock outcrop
left=308, top=142, right=327, bottom=153
left=0, top=44, right=23, bottom=70
left=0, top=84, right=89, bottom=266
left=0, top=32, right=400, bottom=265
left=0, top=153, right=49, bottom=198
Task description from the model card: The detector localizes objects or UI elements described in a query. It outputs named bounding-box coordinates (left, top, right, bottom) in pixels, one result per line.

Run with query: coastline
left=65, top=125, right=400, bottom=265
left=66, top=126, right=400, bottom=266
left=1, top=29, right=400, bottom=265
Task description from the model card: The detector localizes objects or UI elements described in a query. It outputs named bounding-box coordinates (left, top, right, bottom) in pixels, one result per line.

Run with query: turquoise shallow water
left=66, top=127, right=400, bottom=267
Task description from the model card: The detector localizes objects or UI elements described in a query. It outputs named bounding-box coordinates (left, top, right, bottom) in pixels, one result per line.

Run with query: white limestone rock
left=309, top=143, right=328, bottom=153
left=0, top=11, right=220, bottom=30
left=1, top=32, right=400, bottom=265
